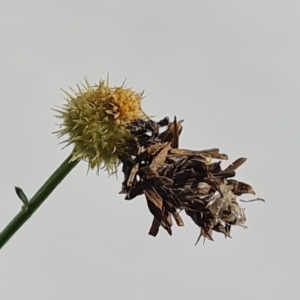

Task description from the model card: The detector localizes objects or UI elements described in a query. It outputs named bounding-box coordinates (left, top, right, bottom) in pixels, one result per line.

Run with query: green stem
left=0, top=154, right=79, bottom=249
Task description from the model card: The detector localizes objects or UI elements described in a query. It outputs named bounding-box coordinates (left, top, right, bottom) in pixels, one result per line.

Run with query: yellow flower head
left=54, top=78, right=147, bottom=173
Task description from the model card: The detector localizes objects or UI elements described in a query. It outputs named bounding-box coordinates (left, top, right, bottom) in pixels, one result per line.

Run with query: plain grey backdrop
left=0, top=1, right=299, bottom=299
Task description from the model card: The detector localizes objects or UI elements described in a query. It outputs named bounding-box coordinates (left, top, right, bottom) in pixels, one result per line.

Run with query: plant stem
left=0, top=154, right=79, bottom=249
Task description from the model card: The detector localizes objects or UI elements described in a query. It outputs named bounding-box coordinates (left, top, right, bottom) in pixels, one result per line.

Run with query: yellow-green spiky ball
left=54, top=78, right=147, bottom=173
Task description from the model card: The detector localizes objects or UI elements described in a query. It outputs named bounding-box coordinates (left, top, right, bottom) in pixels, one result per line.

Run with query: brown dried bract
left=119, top=117, right=260, bottom=244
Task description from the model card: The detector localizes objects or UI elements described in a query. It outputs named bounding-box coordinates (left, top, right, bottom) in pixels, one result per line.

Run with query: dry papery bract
left=119, top=117, right=261, bottom=244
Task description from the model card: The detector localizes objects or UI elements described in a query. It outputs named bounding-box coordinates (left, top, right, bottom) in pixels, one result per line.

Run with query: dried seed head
left=54, top=78, right=148, bottom=173
left=119, top=117, right=264, bottom=244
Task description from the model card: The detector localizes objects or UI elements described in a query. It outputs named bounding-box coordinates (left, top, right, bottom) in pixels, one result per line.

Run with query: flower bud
left=54, top=78, right=147, bottom=173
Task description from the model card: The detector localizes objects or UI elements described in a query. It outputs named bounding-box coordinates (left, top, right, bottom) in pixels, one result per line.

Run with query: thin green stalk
left=0, top=154, right=79, bottom=249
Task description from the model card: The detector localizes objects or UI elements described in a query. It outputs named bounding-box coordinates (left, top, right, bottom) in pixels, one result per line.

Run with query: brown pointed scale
left=170, top=148, right=228, bottom=160
left=146, top=142, right=167, bottom=157
left=145, top=190, right=171, bottom=234
left=213, top=222, right=232, bottom=238
left=195, top=227, right=214, bottom=245
left=144, top=186, right=163, bottom=212
left=149, top=142, right=171, bottom=170
left=172, top=211, right=185, bottom=226
left=158, top=117, right=183, bottom=146
left=227, top=179, right=256, bottom=195
left=222, top=157, right=247, bottom=173
left=126, top=163, right=139, bottom=187
left=149, top=218, right=160, bottom=237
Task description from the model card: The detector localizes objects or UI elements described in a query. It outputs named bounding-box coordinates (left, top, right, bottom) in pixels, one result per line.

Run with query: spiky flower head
left=54, top=78, right=147, bottom=173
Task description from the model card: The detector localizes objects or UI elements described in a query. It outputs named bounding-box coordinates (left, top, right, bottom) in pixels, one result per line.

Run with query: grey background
left=0, top=1, right=299, bottom=299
